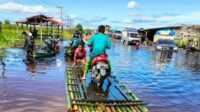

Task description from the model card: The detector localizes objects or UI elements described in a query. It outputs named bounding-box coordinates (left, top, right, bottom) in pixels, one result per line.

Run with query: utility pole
left=66, top=15, right=73, bottom=37
left=57, top=6, right=63, bottom=23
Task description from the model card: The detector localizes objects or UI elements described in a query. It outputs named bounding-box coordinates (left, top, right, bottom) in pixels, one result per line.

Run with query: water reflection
left=1, top=59, right=6, bottom=79
left=175, top=51, right=200, bottom=72
left=26, top=62, right=36, bottom=79
left=86, top=81, right=111, bottom=100
left=0, top=41, right=200, bottom=112
left=0, top=47, right=66, bottom=112
left=85, top=75, right=112, bottom=100
left=0, top=51, right=6, bottom=79
left=152, top=51, right=173, bottom=68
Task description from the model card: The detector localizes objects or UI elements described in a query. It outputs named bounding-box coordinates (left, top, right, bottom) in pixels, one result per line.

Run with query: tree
left=75, top=24, right=83, bottom=32
left=4, top=19, right=10, bottom=25
left=84, top=28, right=93, bottom=33
left=0, top=21, right=2, bottom=34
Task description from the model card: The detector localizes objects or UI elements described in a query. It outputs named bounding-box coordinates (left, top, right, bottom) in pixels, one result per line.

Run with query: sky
left=1, top=0, right=200, bottom=29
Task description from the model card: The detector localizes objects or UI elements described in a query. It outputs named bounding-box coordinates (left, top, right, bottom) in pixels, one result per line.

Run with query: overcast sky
left=1, top=0, right=200, bottom=29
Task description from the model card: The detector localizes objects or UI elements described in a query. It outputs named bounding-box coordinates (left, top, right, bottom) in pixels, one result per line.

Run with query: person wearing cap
left=23, top=31, right=35, bottom=61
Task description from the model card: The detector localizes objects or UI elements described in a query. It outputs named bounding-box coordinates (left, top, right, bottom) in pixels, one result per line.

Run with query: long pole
left=57, top=6, right=63, bottom=23
left=40, top=22, right=42, bottom=42
left=66, top=15, right=73, bottom=37
left=16, top=23, right=19, bottom=38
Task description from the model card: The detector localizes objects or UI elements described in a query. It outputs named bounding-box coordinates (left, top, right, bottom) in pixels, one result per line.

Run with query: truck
left=153, top=29, right=176, bottom=43
left=112, top=30, right=122, bottom=39
left=122, top=28, right=140, bottom=45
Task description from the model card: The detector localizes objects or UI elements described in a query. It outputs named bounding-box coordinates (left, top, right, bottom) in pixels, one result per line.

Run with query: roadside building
left=138, top=25, right=200, bottom=50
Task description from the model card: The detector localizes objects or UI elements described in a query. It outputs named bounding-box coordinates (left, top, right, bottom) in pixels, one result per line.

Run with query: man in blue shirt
left=83, top=25, right=112, bottom=80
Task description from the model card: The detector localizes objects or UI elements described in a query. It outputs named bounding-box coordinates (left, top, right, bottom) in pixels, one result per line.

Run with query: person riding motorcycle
left=72, top=44, right=86, bottom=66
left=83, top=25, right=112, bottom=80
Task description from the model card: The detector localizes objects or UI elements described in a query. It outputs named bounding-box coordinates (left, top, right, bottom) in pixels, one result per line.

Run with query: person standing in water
left=23, top=31, right=35, bottom=62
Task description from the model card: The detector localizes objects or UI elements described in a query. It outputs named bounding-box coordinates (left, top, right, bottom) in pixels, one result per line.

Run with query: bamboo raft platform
left=65, top=66, right=149, bottom=112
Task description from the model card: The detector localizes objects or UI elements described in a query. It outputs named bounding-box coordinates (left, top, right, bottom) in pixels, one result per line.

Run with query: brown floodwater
left=0, top=41, right=200, bottom=112
left=0, top=47, right=67, bottom=112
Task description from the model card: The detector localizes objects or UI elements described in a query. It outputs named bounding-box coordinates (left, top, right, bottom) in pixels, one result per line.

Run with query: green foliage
left=75, top=24, right=83, bottom=32
left=176, top=40, right=187, bottom=48
left=0, top=23, right=74, bottom=48
left=84, top=28, right=93, bottom=34
left=4, top=19, right=10, bottom=25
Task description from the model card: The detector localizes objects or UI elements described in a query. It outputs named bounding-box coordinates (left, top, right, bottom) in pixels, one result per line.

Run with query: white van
left=122, top=28, right=140, bottom=45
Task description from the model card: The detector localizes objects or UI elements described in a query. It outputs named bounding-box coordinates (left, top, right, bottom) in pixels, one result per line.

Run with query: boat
left=34, top=51, right=56, bottom=59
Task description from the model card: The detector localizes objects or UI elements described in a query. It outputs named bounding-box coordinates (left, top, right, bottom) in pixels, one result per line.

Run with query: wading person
left=83, top=25, right=112, bottom=80
left=23, top=31, right=35, bottom=62
left=136, top=41, right=140, bottom=50
left=73, top=44, right=86, bottom=66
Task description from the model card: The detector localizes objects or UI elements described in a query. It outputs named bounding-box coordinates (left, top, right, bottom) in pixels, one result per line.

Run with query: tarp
left=155, top=29, right=176, bottom=36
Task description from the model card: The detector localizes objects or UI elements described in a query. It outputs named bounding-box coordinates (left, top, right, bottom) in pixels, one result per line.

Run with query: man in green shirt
left=83, top=25, right=112, bottom=80
left=72, top=37, right=85, bottom=50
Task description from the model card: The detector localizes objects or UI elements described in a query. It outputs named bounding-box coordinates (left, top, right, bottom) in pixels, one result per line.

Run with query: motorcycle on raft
left=90, top=55, right=110, bottom=87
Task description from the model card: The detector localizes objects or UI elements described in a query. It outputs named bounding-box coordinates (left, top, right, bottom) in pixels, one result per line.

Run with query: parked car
left=112, top=30, right=122, bottom=39
left=155, top=39, right=178, bottom=51
left=122, top=28, right=140, bottom=45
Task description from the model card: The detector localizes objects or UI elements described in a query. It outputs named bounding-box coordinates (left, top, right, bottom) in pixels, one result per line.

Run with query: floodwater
left=109, top=41, right=200, bottom=112
left=0, top=41, right=200, bottom=112
left=0, top=46, right=67, bottom=112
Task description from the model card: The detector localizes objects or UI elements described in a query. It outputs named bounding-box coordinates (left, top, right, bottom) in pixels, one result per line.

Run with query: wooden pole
left=198, top=37, right=200, bottom=50
left=0, top=23, right=2, bottom=34
left=16, top=23, right=19, bottom=38
left=26, top=24, right=28, bottom=30
left=61, top=26, right=63, bottom=40
left=21, top=23, right=23, bottom=29
left=51, top=23, right=53, bottom=36
left=46, top=22, right=48, bottom=36
left=58, top=25, right=60, bottom=38
left=40, top=22, right=42, bottom=42
left=53, top=25, right=55, bottom=37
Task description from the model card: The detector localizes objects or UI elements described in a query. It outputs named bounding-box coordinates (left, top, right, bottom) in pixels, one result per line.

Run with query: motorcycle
left=91, top=55, right=109, bottom=87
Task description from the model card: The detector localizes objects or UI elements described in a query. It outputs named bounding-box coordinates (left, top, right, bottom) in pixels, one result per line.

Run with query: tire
left=98, top=76, right=106, bottom=87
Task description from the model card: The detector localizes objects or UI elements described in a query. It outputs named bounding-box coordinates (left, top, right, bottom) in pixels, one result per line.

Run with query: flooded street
left=0, top=41, right=200, bottom=112
left=109, top=41, right=200, bottom=112
left=0, top=47, right=67, bottom=112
